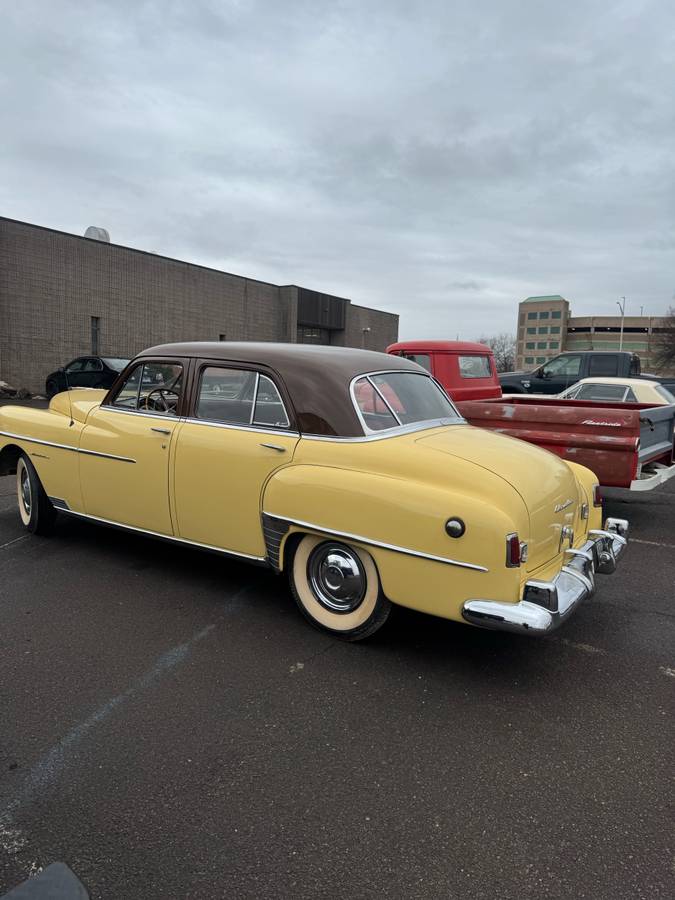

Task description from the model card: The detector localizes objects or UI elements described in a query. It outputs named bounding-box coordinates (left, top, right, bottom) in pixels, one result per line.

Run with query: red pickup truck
left=387, top=340, right=675, bottom=491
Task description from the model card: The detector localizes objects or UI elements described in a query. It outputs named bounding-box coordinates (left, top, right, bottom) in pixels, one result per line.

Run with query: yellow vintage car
left=0, top=343, right=628, bottom=639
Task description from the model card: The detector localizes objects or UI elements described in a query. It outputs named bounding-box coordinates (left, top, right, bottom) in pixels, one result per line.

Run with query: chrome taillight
left=506, top=533, right=521, bottom=567
left=592, top=484, right=602, bottom=507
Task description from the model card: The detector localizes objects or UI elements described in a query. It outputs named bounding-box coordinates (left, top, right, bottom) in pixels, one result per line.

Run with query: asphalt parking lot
left=0, top=468, right=673, bottom=899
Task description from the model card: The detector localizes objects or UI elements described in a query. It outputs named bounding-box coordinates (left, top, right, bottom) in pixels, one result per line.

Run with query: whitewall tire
left=16, top=454, right=57, bottom=535
left=289, top=535, right=391, bottom=640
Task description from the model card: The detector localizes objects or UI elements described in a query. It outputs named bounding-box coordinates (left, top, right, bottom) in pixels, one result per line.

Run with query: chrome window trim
left=253, top=374, right=291, bottom=429
left=59, top=509, right=267, bottom=563
left=349, top=370, right=462, bottom=436
left=195, top=365, right=292, bottom=432
left=183, top=418, right=300, bottom=438
left=300, top=419, right=464, bottom=443
left=106, top=360, right=184, bottom=416
left=0, top=430, right=136, bottom=463
left=263, top=513, right=488, bottom=572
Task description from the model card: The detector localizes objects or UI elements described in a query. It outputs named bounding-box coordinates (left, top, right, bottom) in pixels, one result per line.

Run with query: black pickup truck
left=498, top=350, right=675, bottom=395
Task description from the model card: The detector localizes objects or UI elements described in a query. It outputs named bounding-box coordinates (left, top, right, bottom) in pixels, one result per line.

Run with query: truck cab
left=386, top=341, right=501, bottom=401
left=499, top=351, right=641, bottom=395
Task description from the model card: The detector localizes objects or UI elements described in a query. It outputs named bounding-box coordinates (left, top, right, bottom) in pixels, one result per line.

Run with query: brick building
left=515, top=294, right=671, bottom=373
left=0, top=217, right=399, bottom=393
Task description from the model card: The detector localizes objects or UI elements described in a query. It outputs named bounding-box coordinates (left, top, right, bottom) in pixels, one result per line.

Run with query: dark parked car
left=45, top=356, right=130, bottom=398
left=499, top=350, right=641, bottom=395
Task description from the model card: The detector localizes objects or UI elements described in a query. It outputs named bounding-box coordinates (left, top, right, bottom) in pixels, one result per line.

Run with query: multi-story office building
left=515, top=295, right=671, bottom=373
left=0, top=217, right=399, bottom=393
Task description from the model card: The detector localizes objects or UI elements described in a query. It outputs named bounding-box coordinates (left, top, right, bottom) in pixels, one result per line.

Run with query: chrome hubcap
left=307, top=542, right=367, bottom=613
left=20, top=467, right=31, bottom=516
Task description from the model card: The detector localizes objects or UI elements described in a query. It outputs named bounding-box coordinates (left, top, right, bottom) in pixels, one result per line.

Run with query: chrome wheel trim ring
left=307, top=542, right=367, bottom=614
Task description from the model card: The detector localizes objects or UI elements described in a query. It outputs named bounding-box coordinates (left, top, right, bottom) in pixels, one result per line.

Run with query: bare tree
left=652, top=307, right=675, bottom=373
left=475, top=333, right=516, bottom=373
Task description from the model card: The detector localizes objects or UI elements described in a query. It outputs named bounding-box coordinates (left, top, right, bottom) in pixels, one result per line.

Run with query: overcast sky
left=1, top=0, right=673, bottom=338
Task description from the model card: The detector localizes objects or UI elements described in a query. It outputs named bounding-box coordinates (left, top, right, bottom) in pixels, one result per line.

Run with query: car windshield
left=352, top=371, right=460, bottom=432
left=102, top=357, right=131, bottom=371
left=656, top=385, right=675, bottom=403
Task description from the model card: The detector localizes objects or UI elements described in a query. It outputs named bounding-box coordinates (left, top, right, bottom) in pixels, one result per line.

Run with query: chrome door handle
left=260, top=443, right=286, bottom=452
left=151, top=427, right=172, bottom=435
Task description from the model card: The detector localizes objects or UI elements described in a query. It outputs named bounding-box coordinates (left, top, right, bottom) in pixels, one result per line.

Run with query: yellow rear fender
left=262, top=464, right=524, bottom=621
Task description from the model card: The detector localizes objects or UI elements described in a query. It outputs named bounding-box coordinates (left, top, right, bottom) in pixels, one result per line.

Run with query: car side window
left=65, top=359, right=85, bottom=373
left=542, top=355, right=581, bottom=377
left=196, top=367, right=290, bottom=428
left=458, top=355, right=491, bottom=378
left=589, top=355, right=619, bottom=376
left=83, top=358, right=103, bottom=372
left=110, top=362, right=183, bottom=415
left=624, top=387, right=637, bottom=401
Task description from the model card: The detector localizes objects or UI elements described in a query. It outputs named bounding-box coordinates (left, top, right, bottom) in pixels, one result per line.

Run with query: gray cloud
left=1, top=0, right=673, bottom=339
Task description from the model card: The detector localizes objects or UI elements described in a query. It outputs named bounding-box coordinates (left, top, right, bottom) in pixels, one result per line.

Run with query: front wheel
left=289, top=535, right=391, bottom=641
left=16, top=454, right=57, bottom=535
left=45, top=379, right=58, bottom=398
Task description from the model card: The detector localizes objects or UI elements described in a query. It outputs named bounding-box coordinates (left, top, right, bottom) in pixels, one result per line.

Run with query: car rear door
left=172, top=360, right=299, bottom=558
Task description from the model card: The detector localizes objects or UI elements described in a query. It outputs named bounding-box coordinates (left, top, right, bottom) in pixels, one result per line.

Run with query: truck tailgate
left=456, top=396, right=675, bottom=488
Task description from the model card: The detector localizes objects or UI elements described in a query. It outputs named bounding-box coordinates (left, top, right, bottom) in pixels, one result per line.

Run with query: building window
left=538, top=327, right=548, bottom=334
left=550, top=326, right=561, bottom=334
left=549, top=341, right=559, bottom=349
left=527, top=312, right=537, bottom=320
left=525, top=342, right=535, bottom=349
left=539, top=311, right=550, bottom=319
left=525, top=357, right=535, bottom=364
left=91, top=316, right=100, bottom=355
left=537, top=341, right=547, bottom=349
left=536, top=356, right=546, bottom=363
left=526, top=327, right=536, bottom=334
left=218, top=333, right=226, bottom=341
left=551, top=310, right=562, bottom=319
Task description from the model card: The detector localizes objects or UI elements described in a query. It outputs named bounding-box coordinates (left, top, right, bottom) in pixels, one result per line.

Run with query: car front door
left=173, top=362, right=299, bottom=558
left=537, top=354, right=582, bottom=393
left=78, top=359, right=186, bottom=534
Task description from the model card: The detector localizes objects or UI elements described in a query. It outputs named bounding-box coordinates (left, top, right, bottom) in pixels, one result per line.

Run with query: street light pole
left=616, top=296, right=626, bottom=351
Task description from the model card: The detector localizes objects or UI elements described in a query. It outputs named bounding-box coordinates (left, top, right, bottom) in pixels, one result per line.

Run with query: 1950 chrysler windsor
left=0, top=343, right=629, bottom=640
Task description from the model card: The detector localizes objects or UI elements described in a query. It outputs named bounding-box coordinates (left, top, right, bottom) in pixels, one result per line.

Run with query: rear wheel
left=289, top=535, right=391, bottom=641
left=16, top=455, right=57, bottom=535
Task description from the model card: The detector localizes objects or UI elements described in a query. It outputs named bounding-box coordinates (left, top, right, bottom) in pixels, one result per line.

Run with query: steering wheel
left=143, top=387, right=179, bottom=412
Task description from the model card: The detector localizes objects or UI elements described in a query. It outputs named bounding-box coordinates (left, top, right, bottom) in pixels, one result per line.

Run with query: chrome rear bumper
left=462, top=518, right=628, bottom=635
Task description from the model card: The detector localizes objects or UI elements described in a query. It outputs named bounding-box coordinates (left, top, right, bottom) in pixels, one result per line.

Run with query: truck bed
left=456, top=395, right=675, bottom=489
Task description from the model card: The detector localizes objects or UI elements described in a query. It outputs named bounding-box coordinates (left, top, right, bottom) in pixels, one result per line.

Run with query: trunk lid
left=416, top=426, right=580, bottom=571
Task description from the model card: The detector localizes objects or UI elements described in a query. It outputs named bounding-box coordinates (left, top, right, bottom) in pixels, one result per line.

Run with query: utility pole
left=616, top=296, right=626, bottom=351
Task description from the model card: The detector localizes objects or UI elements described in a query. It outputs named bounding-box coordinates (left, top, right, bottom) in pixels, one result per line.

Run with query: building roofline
left=0, top=215, right=283, bottom=292
left=521, top=295, right=568, bottom=303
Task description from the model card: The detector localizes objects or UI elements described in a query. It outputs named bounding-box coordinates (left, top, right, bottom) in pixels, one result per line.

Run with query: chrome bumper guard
left=462, top=518, right=628, bottom=635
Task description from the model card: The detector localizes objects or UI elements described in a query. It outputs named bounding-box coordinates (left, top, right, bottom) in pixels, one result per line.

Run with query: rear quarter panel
left=262, top=437, right=526, bottom=622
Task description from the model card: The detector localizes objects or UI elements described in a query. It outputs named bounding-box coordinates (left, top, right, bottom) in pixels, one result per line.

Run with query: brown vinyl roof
left=139, top=342, right=423, bottom=436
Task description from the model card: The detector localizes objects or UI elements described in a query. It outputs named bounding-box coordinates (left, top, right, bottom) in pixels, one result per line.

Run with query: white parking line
left=0, top=535, right=28, bottom=551
left=631, top=538, right=675, bottom=549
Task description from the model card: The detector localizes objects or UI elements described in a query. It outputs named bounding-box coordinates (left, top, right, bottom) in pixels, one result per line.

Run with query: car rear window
left=656, top=385, right=675, bottom=403
left=577, top=383, right=627, bottom=401
left=458, top=355, right=491, bottom=378
left=102, top=357, right=131, bottom=371
left=352, top=372, right=458, bottom=433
